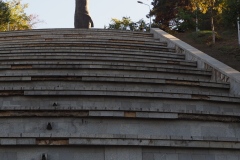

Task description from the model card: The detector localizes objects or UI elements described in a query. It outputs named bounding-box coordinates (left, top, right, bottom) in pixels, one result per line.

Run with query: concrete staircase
left=0, top=29, right=240, bottom=160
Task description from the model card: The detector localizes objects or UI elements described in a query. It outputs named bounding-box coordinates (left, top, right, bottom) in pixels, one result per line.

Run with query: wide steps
left=0, top=77, right=230, bottom=95
left=0, top=28, right=155, bottom=38
left=0, top=74, right=229, bottom=88
left=0, top=37, right=165, bottom=46
left=0, top=50, right=185, bottom=60
left=0, top=29, right=235, bottom=101
left=2, top=63, right=209, bottom=73
left=0, top=67, right=212, bottom=81
left=0, top=89, right=239, bottom=103
left=1, top=29, right=240, bottom=159
left=0, top=47, right=197, bottom=69
left=0, top=60, right=197, bottom=70
left=1, top=95, right=239, bottom=113
left=0, top=42, right=175, bottom=53
left=0, top=29, right=176, bottom=53
left=0, top=46, right=177, bottom=55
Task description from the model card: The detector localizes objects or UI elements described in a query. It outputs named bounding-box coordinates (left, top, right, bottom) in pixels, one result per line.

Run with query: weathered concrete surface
left=74, top=0, right=94, bottom=28
left=0, top=29, right=240, bottom=159
left=0, top=147, right=240, bottom=160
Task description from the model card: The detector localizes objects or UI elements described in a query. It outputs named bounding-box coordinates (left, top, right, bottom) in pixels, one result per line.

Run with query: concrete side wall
left=0, top=147, right=240, bottom=160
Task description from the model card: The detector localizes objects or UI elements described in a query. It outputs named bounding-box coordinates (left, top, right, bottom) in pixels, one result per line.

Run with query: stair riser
left=0, top=53, right=185, bottom=60
left=1, top=96, right=239, bottom=113
left=0, top=38, right=166, bottom=45
left=0, top=81, right=229, bottom=95
left=0, top=60, right=197, bottom=68
left=0, top=61, right=196, bottom=69
left=0, top=118, right=239, bottom=139
left=0, top=69, right=212, bottom=80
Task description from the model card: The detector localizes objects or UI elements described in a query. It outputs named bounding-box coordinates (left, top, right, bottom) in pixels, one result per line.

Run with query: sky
left=18, top=0, right=153, bottom=29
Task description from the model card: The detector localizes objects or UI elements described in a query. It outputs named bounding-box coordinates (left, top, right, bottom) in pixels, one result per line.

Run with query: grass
left=188, top=30, right=222, bottom=45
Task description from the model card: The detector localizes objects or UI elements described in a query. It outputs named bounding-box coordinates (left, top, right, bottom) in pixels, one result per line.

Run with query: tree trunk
left=211, top=2, right=215, bottom=44
left=74, top=0, right=94, bottom=29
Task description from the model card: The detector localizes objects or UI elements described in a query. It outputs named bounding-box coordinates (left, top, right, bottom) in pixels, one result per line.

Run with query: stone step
left=0, top=71, right=211, bottom=81
left=0, top=60, right=197, bottom=69
left=81, top=76, right=229, bottom=89
left=0, top=136, right=240, bottom=149
left=0, top=65, right=212, bottom=79
left=1, top=28, right=240, bottom=156
left=0, top=72, right=211, bottom=82
left=1, top=96, right=239, bottom=114
left=0, top=46, right=174, bottom=53
left=0, top=63, right=212, bottom=78
left=0, top=41, right=175, bottom=52
left=23, top=90, right=240, bottom=103
left=0, top=117, right=239, bottom=149
left=0, top=56, right=197, bottom=68
left=0, top=117, right=239, bottom=139
left=0, top=34, right=155, bottom=44
left=0, top=40, right=166, bottom=49
left=0, top=109, right=239, bottom=122
left=0, top=80, right=229, bottom=95
left=0, top=28, right=154, bottom=38
left=0, top=54, right=190, bottom=64
left=1, top=63, right=210, bottom=74
left=0, top=33, right=156, bottom=42
left=0, top=36, right=163, bottom=44
left=0, top=37, right=165, bottom=46
left=0, top=50, right=185, bottom=60
left=0, top=88, right=239, bottom=103
left=0, top=134, right=240, bottom=144
left=0, top=47, right=180, bottom=58
left=0, top=75, right=229, bottom=88
left=0, top=62, right=204, bottom=71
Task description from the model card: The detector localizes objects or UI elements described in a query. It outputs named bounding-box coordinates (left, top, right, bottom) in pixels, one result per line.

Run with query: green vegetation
left=0, top=0, right=41, bottom=31
left=151, top=0, right=240, bottom=44
left=106, top=17, right=151, bottom=31
left=0, top=1, right=10, bottom=25
left=189, top=31, right=221, bottom=46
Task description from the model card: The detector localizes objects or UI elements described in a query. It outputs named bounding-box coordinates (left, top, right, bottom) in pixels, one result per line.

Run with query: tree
left=151, top=0, right=227, bottom=44
left=108, top=17, right=133, bottom=30
left=0, top=1, right=11, bottom=26
left=151, top=0, right=193, bottom=30
left=191, top=0, right=225, bottom=44
left=173, top=8, right=196, bottom=31
left=107, top=17, right=150, bottom=31
left=0, top=0, right=41, bottom=31
left=221, top=0, right=240, bottom=28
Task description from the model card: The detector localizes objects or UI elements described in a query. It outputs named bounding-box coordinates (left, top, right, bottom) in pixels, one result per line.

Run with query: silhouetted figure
left=75, top=0, right=94, bottom=28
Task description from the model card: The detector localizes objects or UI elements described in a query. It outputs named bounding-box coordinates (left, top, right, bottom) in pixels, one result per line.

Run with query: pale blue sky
left=19, top=0, right=152, bottom=29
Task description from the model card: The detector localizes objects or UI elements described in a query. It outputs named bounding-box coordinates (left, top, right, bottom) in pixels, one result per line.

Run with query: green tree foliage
left=0, top=0, right=41, bottom=31
left=107, top=17, right=150, bottom=31
left=0, top=1, right=11, bottom=25
left=222, top=0, right=240, bottom=28
left=191, top=0, right=225, bottom=44
left=173, top=8, right=196, bottom=31
left=151, top=0, right=193, bottom=30
left=151, top=0, right=230, bottom=44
